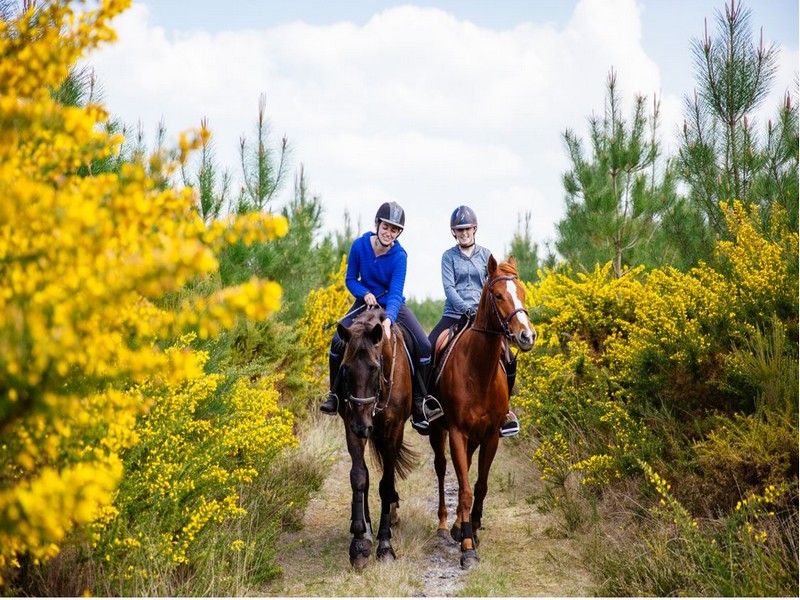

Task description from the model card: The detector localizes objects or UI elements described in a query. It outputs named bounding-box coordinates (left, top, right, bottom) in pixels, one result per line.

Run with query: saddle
left=432, top=315, right=473, bottom=387
left=432, top=316, right=513, bottom=387
left=394, top=322, right=418, bottom=375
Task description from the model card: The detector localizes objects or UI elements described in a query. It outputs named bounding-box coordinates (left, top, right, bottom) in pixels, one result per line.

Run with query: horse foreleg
left=448, top=431, right=479, bottom=569
left=471, top=435, right=499, bottom=548
left=430, top=427, right=449, bottom=538
left=376, top=458, right=400, bottom=562
left=347, top=436, right=372, bottom=569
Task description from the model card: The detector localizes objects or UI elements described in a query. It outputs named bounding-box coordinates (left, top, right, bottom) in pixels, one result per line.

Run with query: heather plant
left=0, top=0, right=288, bottom=588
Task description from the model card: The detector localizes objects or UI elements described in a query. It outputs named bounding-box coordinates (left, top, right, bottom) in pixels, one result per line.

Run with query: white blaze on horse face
left=504, top=279, right=533, bottom=330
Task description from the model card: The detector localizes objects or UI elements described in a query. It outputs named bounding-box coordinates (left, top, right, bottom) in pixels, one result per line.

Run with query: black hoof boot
left=460, top=548, right=479, bottom=570
left=349, top=537, right=372, bottom=569
left=376, top=539, right=396, bottom=561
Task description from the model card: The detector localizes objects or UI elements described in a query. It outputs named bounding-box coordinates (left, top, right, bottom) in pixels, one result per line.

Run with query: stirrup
left=411, top=399, right=431, bottom=435
left=422, top=395, right=443, bottom=423
left=499, top=411, right=520, bottom=437
left=320, top=391, right=338, bottom=415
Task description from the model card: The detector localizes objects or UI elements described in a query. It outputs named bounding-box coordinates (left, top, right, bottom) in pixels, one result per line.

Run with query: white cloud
left=86, top=0, right=704, bottom=299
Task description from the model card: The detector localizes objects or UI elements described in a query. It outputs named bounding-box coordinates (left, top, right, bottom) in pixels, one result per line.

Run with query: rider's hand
left=364, top=292, right=378, bottom=308
left=381, top=318, right=392, bottom=340
left=465, top=308, right=476, bottom=319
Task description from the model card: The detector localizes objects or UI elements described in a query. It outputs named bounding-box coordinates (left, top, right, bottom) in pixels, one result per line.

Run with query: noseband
left=345, top=332, right=397, bottom=416
left=472, top=274, right=529, bottom=340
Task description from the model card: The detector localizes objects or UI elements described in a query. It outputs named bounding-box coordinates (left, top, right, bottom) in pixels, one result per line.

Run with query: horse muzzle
left=514, top=328, right=536, bottom=352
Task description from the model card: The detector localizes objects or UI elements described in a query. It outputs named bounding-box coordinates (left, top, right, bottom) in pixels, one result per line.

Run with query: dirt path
left=261, top=415, right=595, bottom=597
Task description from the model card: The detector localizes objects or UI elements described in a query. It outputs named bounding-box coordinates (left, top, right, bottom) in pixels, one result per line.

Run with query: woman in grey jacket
left=428, top=205, right=520, bottom=437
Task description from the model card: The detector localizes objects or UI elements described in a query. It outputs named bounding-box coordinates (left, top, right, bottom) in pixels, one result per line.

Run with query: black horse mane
left=341, top=308, right=385, bottom=364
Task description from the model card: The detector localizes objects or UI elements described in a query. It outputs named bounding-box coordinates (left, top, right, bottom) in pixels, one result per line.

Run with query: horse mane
left=341, top=309, right=385, bottom=364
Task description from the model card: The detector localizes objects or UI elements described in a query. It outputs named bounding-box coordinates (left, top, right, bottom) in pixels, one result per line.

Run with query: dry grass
left=260, top=414, right=597, bottom=597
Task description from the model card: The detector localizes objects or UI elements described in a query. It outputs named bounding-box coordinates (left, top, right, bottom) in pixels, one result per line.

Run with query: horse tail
left=368, top=436, right=419, bottom=480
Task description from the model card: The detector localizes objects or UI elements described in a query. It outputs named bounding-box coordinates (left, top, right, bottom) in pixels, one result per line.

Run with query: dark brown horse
left=429, top=256, right=536, bottom=569
left=335, top=308, right=416, bottom=569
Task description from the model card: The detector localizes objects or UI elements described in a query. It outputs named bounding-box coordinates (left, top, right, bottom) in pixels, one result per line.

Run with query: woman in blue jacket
left=428, top=205, right=520, bottom=437
left=320, top=201, right=443, bottom=435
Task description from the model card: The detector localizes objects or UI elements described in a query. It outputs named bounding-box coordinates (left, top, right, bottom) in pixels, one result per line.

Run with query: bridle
left=471, top=274, right=529, bottom=340
left=344, top=331, right=398, bottom=417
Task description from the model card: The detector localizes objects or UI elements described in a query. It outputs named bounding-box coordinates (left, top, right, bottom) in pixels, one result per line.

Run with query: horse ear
left=487, top=254, right=498, bottom=275
left=508, top=255, right=517, bottom=268
left=369, top=322, right=383, bottom=345
left=337, top=322, right=350, bottom=343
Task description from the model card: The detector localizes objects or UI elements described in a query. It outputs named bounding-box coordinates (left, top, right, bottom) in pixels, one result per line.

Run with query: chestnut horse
left=335, top=308, right=416, bottom=569
left=429, top=256, right=536, bottom=569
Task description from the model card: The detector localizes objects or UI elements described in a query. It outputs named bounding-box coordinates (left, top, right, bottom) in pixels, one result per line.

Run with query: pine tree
left=236, top=92, right=289, bottom=213
left=508, top=211, right=540, bottom=283
left=181, top=116, right=232, bottom=223
left=675, top=0, right=797, bottom=263
left=556, top=69, right=670, bottom=276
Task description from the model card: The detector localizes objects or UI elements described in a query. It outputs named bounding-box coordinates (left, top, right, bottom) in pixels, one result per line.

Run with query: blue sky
left=87, top=0, right=798, bottom=299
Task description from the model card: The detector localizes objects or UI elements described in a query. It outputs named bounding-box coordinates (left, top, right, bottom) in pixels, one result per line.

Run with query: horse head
left=482, top=255, right=537, bottom=351
left=337, top=308, right=386, bottom=439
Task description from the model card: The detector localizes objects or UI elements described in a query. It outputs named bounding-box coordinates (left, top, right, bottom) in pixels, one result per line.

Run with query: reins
left=345, top=326, right=398, bottom=416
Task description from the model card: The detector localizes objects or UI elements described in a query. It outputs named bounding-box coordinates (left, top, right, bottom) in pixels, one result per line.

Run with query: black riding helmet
left=450, top=205, right=478, bottom=230
left=375, top=201, right=405, bottom=231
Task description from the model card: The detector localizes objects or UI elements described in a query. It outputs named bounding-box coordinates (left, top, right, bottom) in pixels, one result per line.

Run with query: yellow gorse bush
left=298, top=256, right=352, bottom=388
left=0, top=0, right=287, bottom=583
left=519, top=199, right=797, bottom=494
left=525, top=263, right=644, bottom=354
left=716, top=200, right=798, bottom=328
left=90, top=335, right=296, bottom=571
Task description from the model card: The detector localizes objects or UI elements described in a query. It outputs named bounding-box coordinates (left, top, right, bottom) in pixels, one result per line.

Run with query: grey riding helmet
left=375, top=201, right=406, bottom=230
left=450, top=205, right=477, bottom=229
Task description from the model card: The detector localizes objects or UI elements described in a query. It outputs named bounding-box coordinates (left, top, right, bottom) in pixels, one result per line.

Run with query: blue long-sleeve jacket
left=346, top=232, right=407, bottom=323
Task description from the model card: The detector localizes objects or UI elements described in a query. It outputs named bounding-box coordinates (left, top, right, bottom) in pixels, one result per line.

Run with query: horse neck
left=466, top=291, right=504, bottom=365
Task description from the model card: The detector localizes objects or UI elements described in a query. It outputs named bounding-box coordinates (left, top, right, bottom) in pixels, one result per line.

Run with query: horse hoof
left=460, top=549, right=480, bottom=570
left=351, top=554, right=370, bottom=570
left=436, top=528, right=450, bottom=540
left=349, top=538, right=372, bottom=569
left=450, top=524, right=461, bottom=542
left=376, top=541, right=396, bottom=562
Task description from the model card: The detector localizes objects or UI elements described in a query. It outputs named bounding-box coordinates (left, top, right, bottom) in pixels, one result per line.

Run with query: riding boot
left=320, top=353, right=342, bottom=415
left=499, top=349, right=519, bottom=437
left=411, top=362, right=443, bottom=435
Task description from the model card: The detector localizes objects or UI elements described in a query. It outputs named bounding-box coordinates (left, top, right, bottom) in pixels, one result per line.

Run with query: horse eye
left=494, top=291, right=504, bottom=300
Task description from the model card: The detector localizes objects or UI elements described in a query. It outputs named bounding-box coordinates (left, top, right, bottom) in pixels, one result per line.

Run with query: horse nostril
left=519, top=329, right=535, bottom=348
